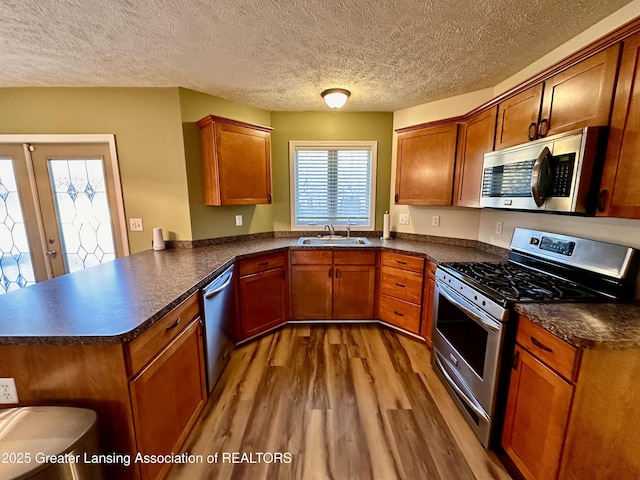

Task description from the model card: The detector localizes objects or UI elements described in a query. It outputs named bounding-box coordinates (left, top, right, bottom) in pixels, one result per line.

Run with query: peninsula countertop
left=0, top=236, right=506, bottom=345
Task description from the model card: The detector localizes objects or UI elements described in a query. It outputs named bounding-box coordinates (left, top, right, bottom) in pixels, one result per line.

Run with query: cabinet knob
left=394, top=193, right=399, bottom=203
left=527, top=122, right=537, bottom=141
left=537, top=119, right=549, bottom=137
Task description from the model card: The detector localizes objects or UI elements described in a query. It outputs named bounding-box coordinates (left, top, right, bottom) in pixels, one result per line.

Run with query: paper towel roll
left=152, top=227, right=166, bottom=251
left=382, top=211, right=391, bottom=240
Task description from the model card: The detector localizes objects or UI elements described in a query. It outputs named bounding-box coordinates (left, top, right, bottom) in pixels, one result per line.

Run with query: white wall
left=391, top=2, right=640, bottom=248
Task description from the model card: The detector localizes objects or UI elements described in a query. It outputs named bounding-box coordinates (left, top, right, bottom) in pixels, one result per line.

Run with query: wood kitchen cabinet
left=237, top=252, right=287, bottom=339
left=454, top=107, right=497, bottom=207
left=597, top=31, right=640, bottom=219
left=502, top=315, right=640, bottom=480
left=197, top=115, right=273, bottom=205
left=419, top=261, right=436, bottom=346
left=290, top=250, right=376, bottom=320
left=378, top=251, right=424, bottom=334
left=495, top=44, right=620, bottom=149
left=394, top=123, right=458, bottom=205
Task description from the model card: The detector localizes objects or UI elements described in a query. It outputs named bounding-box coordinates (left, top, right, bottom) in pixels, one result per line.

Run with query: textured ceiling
left=0, top=0, right=633, bottom=111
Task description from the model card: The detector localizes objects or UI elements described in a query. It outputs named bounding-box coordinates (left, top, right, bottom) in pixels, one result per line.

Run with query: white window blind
left=290, top=142, right=376, bottom=229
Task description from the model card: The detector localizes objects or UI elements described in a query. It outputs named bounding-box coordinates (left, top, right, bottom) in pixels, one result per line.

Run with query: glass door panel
left=48, top=159, right=116, bottom=273
left=0, top=158, right=36, bottom=294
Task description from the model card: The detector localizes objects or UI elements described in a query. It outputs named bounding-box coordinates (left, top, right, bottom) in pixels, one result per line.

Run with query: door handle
left=537, top=119, right=549, bottom=137
left=531, top=146, right=551, bottom=207
left=46, top=250, right=57, bottom=258
left=527, top=122, right=537, bottom=141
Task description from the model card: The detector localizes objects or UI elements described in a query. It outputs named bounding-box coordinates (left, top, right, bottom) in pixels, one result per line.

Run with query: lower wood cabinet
left=290, top=250, right=375, bottom=320
left=502, top=315, right=640, bottom=479
left=129, top=317, right=207, bottom=480
left=378, top=252, right=425, bottom=334
left=237, top=251, right=287, bottom=339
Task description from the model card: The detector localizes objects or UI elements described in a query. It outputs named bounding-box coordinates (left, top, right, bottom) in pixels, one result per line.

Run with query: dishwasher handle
left=204, top=270, right=234, bottom=299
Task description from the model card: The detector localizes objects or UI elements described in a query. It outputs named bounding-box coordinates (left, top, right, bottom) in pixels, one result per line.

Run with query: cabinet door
left=198, top=116, right=272, bottom=206
left=290, top=265, right=332, bottom=319
left=598, top=33, right=640, bottom=219
left=539, top=44, right=620, bottom=138
left=495, top=84, right=544, bottom=150
left=333, top=265, right=375, bottom=319
left=239, top=267, right=286, bottom=338
left=395, top=123, right=458, bottom=205
left=129, top=319, right=207, bottom=480
left=454, top=106, right=497, bottom=207
left=502, top=345, right=574, bottom=480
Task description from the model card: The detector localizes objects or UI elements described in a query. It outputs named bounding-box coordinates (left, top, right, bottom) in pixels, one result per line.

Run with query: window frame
left=288, top=140, right=377, bottom=232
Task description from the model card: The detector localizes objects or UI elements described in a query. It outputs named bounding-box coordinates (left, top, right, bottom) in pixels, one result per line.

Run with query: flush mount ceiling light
left=321, top=88, right=351, bottom=109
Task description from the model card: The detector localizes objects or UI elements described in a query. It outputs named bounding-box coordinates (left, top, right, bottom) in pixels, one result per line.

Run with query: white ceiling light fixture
left=321, top=88, right=351, bottom=109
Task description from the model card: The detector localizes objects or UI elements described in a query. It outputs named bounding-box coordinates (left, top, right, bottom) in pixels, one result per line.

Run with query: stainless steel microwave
left=480, top=127, right=606, bottom=213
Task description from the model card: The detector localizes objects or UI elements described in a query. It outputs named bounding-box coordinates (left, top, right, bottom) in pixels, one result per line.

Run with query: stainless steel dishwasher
left=202, top=264, right=236, bottom=394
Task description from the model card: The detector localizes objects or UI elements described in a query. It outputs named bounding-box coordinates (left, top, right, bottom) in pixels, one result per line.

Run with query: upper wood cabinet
left=495, top=84, right=544, bottom=150
left=454, top=106, right=497, bottom=207
left=395, top=123, right=458, bottom=205
left=495, top=44, right=621, bottom=150
left=197, top=115, right=273, bottom=205
left=597, top=31, right=640, bottom=219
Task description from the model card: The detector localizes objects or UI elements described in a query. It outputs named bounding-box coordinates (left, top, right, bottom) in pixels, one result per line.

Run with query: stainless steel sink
left=297, top=236, right=371, bottom=246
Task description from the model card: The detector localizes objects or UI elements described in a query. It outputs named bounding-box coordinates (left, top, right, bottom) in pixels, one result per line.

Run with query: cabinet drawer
left=426, top=261, right=437, bottom=280
left=290, top=250, right=332, bottom=265
left=333, top=250, right=376, bottom=265
left=126, top=292, right=200, bottom=376
left=239, top=252, right=286, bottom=276
left=517, top=316, right=581, bottom=382
left=379, top=294, right=421, bottom=334
left=381, top=251, right=424, bottom=273
left=380, top=266, right=423, bottom=304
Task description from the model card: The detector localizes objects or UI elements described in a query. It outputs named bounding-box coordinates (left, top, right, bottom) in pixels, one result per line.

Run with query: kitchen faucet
left=324, top=224, right=335, bottom=237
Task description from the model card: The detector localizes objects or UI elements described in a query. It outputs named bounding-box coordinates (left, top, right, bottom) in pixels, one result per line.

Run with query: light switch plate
left=496, top=221, right=503, bottom=235
left=432, top=215, right=440, bottom=227
left=235, top=215, right=243, bottom=226
left=399, top=213, right=410, bottom=225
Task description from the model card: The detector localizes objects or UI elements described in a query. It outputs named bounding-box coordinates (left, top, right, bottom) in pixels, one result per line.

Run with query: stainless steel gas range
left=431, top=228, right=638, bottom=448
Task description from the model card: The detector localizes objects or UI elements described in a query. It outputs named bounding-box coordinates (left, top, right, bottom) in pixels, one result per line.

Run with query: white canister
left=152, top=227, right=166, bottom=251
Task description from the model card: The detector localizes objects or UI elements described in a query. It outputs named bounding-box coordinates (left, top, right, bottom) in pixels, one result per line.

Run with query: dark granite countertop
left=0, top=236, right=505, bottom=346
left=515, top=302, right=640, bottom=350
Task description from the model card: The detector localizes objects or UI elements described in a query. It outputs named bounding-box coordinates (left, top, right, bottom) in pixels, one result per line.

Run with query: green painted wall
left=0, top=88, right=189, bottom=253
left=178, top=88, right=273, bottom=240
left=269, top=112, right=393, bottom=231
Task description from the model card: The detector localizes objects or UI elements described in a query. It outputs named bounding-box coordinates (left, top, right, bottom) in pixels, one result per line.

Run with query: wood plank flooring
left=167, top=325, right=511, bottom=480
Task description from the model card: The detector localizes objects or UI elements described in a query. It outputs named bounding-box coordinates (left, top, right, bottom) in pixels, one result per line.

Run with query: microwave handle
left=531, top=146, right=551, bottom=207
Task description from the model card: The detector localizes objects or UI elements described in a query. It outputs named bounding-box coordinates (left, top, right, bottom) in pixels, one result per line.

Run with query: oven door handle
left=437, top=281, right=500, bottom=332
left=434, top=353, right=491, bottom=423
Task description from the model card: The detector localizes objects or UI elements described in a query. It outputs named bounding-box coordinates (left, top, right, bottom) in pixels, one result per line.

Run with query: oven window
left=436, top=293, right=489, bottom=377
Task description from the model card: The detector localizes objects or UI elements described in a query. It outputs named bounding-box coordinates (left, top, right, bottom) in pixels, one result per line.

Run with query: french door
left=0, top=137, right=128, bottom=295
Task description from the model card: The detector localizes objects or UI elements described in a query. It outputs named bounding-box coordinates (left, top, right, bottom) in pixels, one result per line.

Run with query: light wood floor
left=167, top=324, right=512, bottom=480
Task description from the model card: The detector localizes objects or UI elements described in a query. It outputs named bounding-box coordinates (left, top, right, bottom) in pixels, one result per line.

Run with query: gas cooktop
left=439, top=261, right=602, bottom=304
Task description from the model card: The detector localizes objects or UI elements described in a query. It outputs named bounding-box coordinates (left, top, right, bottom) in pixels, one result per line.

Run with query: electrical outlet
left=235, top=215, right=243, bottom=226
left=399, top=213, right=410, bottom=225
left=0, top=378, right=19, bottom=404
left=432, top=215, right=440, bottom=227
left=129, top=218, right=143, bottom=232
left=496, top=221, right=503, bottom=235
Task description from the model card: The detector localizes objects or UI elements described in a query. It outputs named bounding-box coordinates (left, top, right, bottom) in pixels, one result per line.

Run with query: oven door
left=432, top=279, right=505, bottom=427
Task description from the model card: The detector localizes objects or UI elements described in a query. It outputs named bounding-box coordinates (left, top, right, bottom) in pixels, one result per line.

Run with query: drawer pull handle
left=258, top=261, right=269, bottom=267
left=531, top=336, right=552, bottom=352
left=396, top=260, right=407, bottom=265
left=393, top=311, right=404, bottom=317
left=512, top=350, right=520, bottom=370
left=395, top=283, right=406, bottom=288
left=166, top=318, right=181, bottom=332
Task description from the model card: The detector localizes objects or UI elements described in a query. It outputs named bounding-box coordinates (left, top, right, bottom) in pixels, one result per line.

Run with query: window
left=289, top=141, right=377, bottom=230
